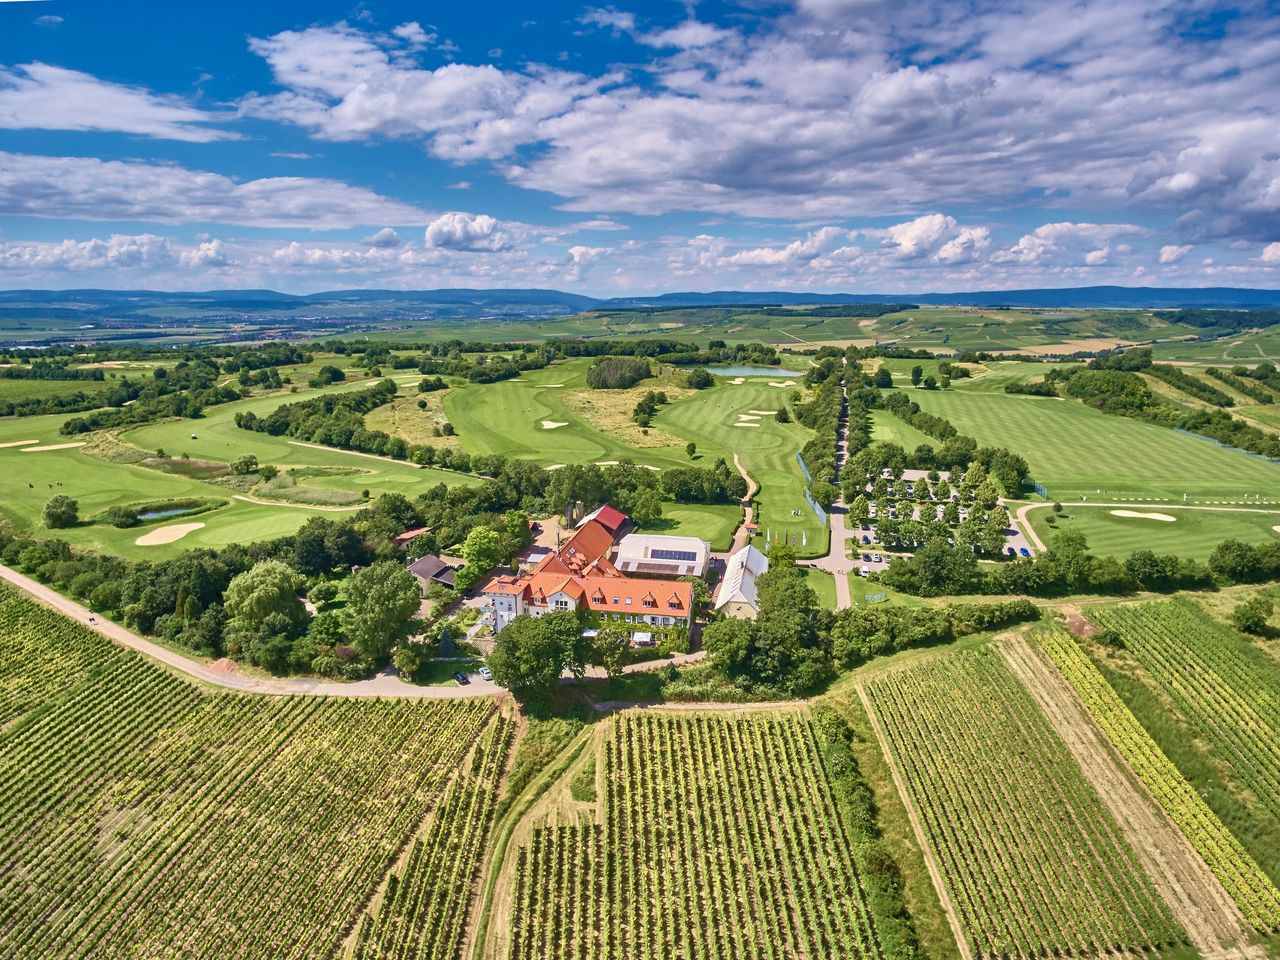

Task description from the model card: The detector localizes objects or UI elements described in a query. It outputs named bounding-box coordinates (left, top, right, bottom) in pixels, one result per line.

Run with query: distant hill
left=1, top=285, right=1276, bottom=314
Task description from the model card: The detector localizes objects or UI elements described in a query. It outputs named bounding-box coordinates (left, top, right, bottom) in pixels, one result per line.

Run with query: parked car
left=1019, top=547, right=1032, bottom=557
left=453, top=672, right=470, bottom=685
left=1007, top=546, right=1016, bottom=556
left=872, top=553, right=882, bottom=563
left=862, top=535, right=871, bottom=545
left=862, top=553, right=871, bottom=562
left=478, top=666, right=493, bottom=681
left=859, top=565, right=870, bottom=577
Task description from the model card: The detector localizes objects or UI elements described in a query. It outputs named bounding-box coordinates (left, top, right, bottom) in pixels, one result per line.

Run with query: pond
left=137, top=506, right=200, bottom=521
left=706, top=365, right=807, bottom=378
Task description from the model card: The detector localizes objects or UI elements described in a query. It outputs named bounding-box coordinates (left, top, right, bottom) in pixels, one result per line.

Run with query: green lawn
left=804, top=567, right=837, bottom=609
left=643, top=503, right=742, bottom=551
left=443, top=361, right=827, bottom=556
left=906, top=375, right=1280, bottom=503
left=869, top=409, right=935, bottom=450
left=0, top=382, right=476, bottom=560
left=1029, top=505, right=1280, bottom=560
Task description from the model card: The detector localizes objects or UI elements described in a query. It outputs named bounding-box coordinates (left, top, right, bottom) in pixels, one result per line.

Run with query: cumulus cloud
left=0, top=151, right=432, bottom=228
left=936, top=227, right=991, bottom=264
left=424, top=212, right=511, bottom=251
left=879, top=214, right=956, bottom=258
left=1159, top=244, right=1192, bottom=264
left=994, top=222, right=1145, bottom=265
left=179, top=239, right=232, bottom=268
left=724, top=226, right=849, bottom=266
left=0, top=63, right=235, bottom=141
left=1262, top=243, right=1280, bottom=264
left=0, top=234, right=175, bottom=271
left=363, top=227, right=402, bottom=247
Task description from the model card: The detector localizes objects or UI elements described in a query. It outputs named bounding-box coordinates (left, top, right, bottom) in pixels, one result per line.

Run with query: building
left=714, top=544, right=768, bottom=619
left=482, top=505, right=695, bottom=638
left=576, top=503, right=631, bottom=538
left=407, top=554, right=456, bottom=592
left=393, top=526, right=432, bottom=548
left=612, top=533, right=710, bottom=579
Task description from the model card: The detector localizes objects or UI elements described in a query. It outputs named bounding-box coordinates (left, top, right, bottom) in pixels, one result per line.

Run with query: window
left=643, top=598, right=655, bottom=608
left=651, top=548, right=698, bottom=562
left=612, top=597, right=620, bottom=605
left=625, top=597, right=632, bottom=605
left=554, top=599, right=570, bottom=610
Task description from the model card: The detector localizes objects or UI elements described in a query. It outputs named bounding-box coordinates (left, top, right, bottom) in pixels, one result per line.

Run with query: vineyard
left=507, top=710, right=888, bottom=960
left=1046, top=612, right=1280, bottom=930
left=0, top=583, right=510, bottom=960
left=1093, top=601, right=1280, bottom=830
left=861, top=648, right=1184, bottom=959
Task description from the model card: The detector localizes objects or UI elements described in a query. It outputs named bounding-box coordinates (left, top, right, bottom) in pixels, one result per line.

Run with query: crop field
left=1091, top=603, right=1280, bottom=855
left=1037, top=628, right=1280, bottom=930
left=1029, top=505, right=1280, bottom=560
left=862, top=648, right=1184, bottom=958
left=1150, top=327, right=1280, bottom=363
left=506, top=710, right=885, bottom=960
left=905, top=373, right=1280, bottom=501
left=0, top=584, right=510, bottom=960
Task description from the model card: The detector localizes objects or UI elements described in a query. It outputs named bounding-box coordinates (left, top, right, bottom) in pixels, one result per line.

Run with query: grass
left=869, top=408, right=935, bottom=450
left=0, top=382, right=475, bottom=559
left=902, top=363, right=1280, bottom=502
left=642, top=502, right=741, bottom=550
left=1031, top=505, right=1280, bottom=560
left=804, top=567, right=837, bottom=609
left=443, top=360, right=826, bottom=555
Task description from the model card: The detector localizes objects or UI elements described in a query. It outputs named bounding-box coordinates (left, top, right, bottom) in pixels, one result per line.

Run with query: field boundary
left=856, top=681, right=973, bottom=960
left=998, top=633, right=1254, bottom=957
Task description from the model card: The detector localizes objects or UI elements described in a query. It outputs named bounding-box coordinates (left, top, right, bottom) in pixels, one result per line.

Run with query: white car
left=478, top=666, right=493, bottom=681
left=871, top=553, right=882, bottom=563
left=859, top=565, right=870, bottom=578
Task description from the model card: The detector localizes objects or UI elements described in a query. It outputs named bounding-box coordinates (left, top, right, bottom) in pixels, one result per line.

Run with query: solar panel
left=651, top=548, right=698, bottom=562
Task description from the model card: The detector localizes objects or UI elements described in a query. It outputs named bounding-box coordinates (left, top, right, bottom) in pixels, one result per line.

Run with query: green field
left=1030, top=505, right=1280, bottom=559
left=443, top=360, right=827, bottom=554
left=864, top=646, right=1184, bottom=955
left=0, top=381, right=474, bottom=559
left=0, top=584, right=510, bottom=960
left=1150, top=328, right=1280, bottom=363
left=901, top=363, right=1280, bottom=502
left=869, top=408, right=935, bottom=450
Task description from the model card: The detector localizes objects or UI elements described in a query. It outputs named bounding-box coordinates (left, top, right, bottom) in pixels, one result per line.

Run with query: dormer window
left=625, top=597, right=632, bottom=605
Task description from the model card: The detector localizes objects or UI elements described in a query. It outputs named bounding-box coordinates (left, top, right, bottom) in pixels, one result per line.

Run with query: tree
left=922, top=375, right=938, bottom=390
left=810, top=481, right=837, bottom=510
left=229, top=454, right=259, bottom=475
left=849, top=494, right=870, bottom=522
left=488, top=611, right=580, bottom=698
left=686, top=442, right=697, bottom=459
left=462, top=526, right=505, bottom=571
left=874, top=368, right=893, bottom=388
left=225, top=561, right=305, bottom=632
left=258, top=464, right=279, bottom=481
left=593, top=623, right=631, bottom=679
left=1232, top=596, right=1274, bottom=635
left=685, top=367, right=714, bottom=389
left=42, top=495, right=78, bottom=529
left=910, top=365, right=924, bottom=387
left=1048, top=528, right=1093, bottom=592
left=343, top=560, right=421, bottom=662
left=1209, top=540, right=1264, bottom=583
left=775, top=407, right=791, bottom=423
left=629, top=487, right=664, bottom=527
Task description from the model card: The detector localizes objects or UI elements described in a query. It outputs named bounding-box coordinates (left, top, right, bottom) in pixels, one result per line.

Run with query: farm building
left=406, top=554, right=456, bottom=592
left=714, top=544, right=768, bottom=619
left=576, top=503, right=632, bottom=538
left=612, top=533, right=710, bottom=578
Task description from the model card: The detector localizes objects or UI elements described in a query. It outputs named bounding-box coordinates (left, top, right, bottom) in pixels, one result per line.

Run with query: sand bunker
left=748, top=410, right=776, bottom=415
left=1110, top=510, right=1177, bottom=522
left=595, top=460, right=620, bottom=466
left=728, top=377, right=746, bottom=384
left=20, top=442, right=87, bottom=452
left=733, top=423, right=761, bottom=428
left=641, top=465, right=661, bottom=471
left=0, top=440, right=37, bottom=448
left=736, top=414, right=761, bottom=422
left=1273, top=525, right=1280, bottom=534
left=541, top=420, right=568, bottom=429
left=542, top=383, right=565, bottom=387
left=135, top=522, right=206, bottom=546
left=769, top=380, right=798, bottom=388
left=545, top=464, right=566, bottom=471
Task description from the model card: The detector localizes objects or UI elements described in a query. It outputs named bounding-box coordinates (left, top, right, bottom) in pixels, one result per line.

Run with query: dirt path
left=727, top=453, right=759, bottom=555
left=856, top=682, right=974, bottom=960
left=0, top=563, right=504, bottom=700
left=998, top=634, right=1255, bottom=957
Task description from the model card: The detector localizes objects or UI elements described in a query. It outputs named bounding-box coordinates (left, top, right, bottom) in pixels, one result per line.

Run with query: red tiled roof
left=593, top=504, right=628, bottom=533
left=393, top=526, right=432, bottom=546
left=558, top=519, right=615, bottom=572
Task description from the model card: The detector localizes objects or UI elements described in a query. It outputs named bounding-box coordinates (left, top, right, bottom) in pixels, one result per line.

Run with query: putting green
left=1029, top=505, right=1280, bottom=560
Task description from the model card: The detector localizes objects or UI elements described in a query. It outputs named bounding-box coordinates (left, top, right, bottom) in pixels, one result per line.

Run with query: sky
left=0, top=0, right=1278, bottom=296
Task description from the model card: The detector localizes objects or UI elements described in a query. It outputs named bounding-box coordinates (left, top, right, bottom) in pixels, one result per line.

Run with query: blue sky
left=0, top=0, right=1278, bottom=294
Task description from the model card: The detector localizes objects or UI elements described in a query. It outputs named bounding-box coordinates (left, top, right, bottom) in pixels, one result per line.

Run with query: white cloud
left=1084, top=246, right=1111, bottom=266
left=363, top=227, right=402, bottom=247
left=880, top=214, right=956, bottom=258
left=579, top=8, right=636, bottom=34
left=1158, top=243, right=1191, bottom=264
left=724, top=226, right=849, bottom=266
left=994, top=222, right=1144, bottom=265
left=424, top=212, right=511, bottom=251
left=1262, top=242, right=1280, bottom=264
left=0, top=151, right=432, bottom=228
left=640, top=21, right=735, bottom=50
left=0, top=63, right=235, bottom=141
left=179, top=239, right=232, bottom=268
left=0, top=234, right=175, bottom=271
left=936, top=226, right=991, bottom=264
left=243, top=24, right=606, bottom=159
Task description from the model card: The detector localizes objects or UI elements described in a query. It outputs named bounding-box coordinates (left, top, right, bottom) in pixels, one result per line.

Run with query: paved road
left=0, top=563, right=504, bottom=700
left=727, top=454, right=760, bottom=556
left=810, top=362, right=853, bottom=610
